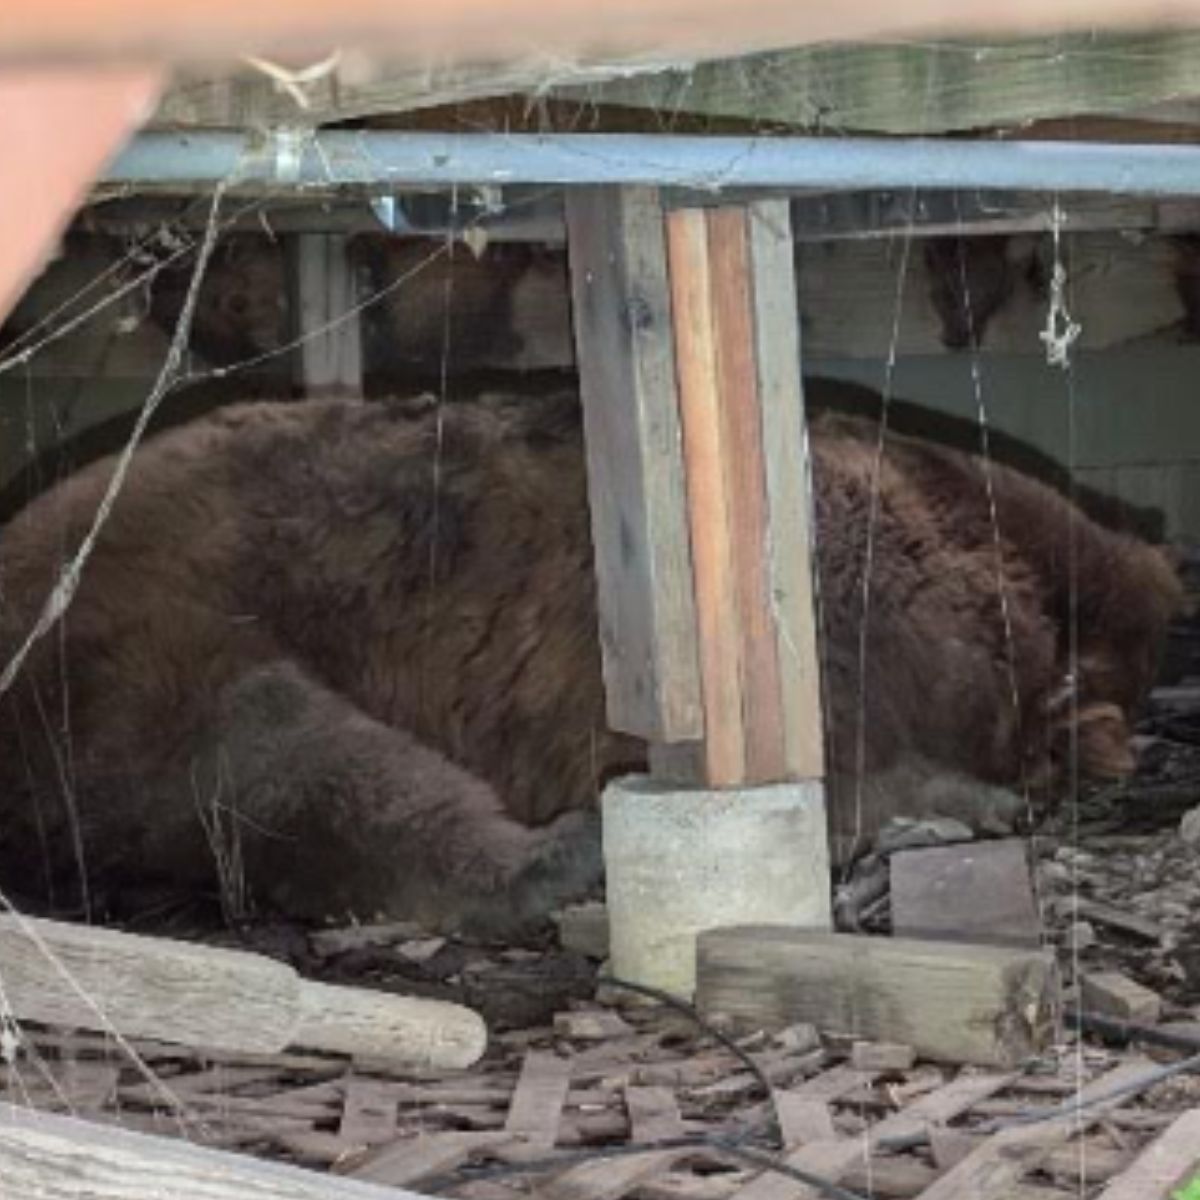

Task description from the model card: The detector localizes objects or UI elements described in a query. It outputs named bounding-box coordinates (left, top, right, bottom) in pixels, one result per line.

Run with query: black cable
left=597, top=974, right=784, bottom=1145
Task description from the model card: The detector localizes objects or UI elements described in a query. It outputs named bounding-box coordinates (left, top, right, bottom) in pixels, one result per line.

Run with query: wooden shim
left=565, top=186, right=702, bottom=743
left=504, top=1050, right=572, bottom=1150
left=291, top=231, right=363, bottom=397
left=1098, top=1108, right=1200, bottom=1199
left=0, top=1101, right=427, bottom=1200
left=697, top=926, right=1060, bottom=1067
left=747, top=199, right=824, bottom=781
left=666, top=204, right=746, bottom=785
left=706, top=205, right=786, bottom=784
left=0, top=914, right=486, bottom=1069
left=890, top=839, right=1043, bottom=948
left=914, top=1060, right=1156, bottom=1200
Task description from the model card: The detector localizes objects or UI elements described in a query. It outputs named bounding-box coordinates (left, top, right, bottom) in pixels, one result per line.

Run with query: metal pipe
left=105, top=130, right=1200, bottom=196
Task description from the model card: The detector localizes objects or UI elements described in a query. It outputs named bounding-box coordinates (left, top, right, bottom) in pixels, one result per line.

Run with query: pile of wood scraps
left=4, top=991, right=1200, bottom=1198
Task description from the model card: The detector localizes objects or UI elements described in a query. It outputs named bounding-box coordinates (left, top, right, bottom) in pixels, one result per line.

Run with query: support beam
left=565, top=186, right=702, bottom=743
left=107, top=132, right=1200, bottom=196
left=569, top=189, right=830, bottom=996
left=289, top=232, right=364, bottom=397
left=666, top=200, right=823, bottom=786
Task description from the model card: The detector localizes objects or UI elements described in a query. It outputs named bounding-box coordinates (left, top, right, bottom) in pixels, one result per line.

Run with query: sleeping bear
left=0, top=390, right=1181, bottom=934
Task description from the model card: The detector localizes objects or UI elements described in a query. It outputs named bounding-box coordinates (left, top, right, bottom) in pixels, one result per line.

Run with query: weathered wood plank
left=559, top=33, right=1200, bottom=138
left=0, top=913, right=485, bottom=1068
left=730, top=1071, right=1012, bottom=1200
left=707, top=205, right=786, bottom=783
left=565, top=186, right=702, bottom=743
left=666, top=204, right=747, bottom=784
left=348, top=1131, right=510, bottom=1186
left=697, top=926, right=1060, bottom=1067
left=504, top=1050, right=572, bottom=1150
left=0, top=1101, right=427, bottom=1200
left=747, top=198, right=824, bottom=780
left=914, top=1060, right=1154, bottom=1200
left=1098, top=1107, right=1200, bottom=1199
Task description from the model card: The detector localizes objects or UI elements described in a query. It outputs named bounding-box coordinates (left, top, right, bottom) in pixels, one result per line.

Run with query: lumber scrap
left=913, top=1059, right=1156, bottom=1200
left=697, top=926, right=1060, bottom=1067
left=1098, top=1108, right=1200, bottom=1199
left=504, top=1050, right=572, bottom=1150
left=1080, top=972, right=1165, bottom=1025
left=730, top=1071, right=1012, bottom=1200
left=0, top=913, right=485, bottom=1068
left=0, top=1101, right=427, bottom=1200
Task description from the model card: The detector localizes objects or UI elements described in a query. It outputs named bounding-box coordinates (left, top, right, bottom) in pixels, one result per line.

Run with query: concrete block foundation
left=602, top=775, right=832, bottom=998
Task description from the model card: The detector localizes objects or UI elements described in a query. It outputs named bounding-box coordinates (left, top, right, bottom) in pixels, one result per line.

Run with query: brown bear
left=0, top=390, right=1180, bottom=934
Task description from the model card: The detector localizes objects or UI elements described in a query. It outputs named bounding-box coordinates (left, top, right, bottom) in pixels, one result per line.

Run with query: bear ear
left=1071, top=701, right=1136, bottom=780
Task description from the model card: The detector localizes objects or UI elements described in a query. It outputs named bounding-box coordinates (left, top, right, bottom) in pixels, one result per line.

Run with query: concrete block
left=602, top=775, right=831, bottom=998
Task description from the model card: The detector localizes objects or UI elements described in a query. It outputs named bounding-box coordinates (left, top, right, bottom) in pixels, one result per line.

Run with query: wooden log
left=696, top=926, right=1060, bottom=1067
left=0, top=1101, right=425, bottom=1200
left=0, top=913, right=486, bottom=1069
left=565, top=186, right=702, bottom=744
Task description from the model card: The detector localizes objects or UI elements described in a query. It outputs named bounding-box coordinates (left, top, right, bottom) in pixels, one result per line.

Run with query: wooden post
left=567, top=190, right=831, bottom=996
left=566, top=188, right=824, bottom=787
left=290, top=231, right=363, bottom=397
left=565, top=186, right=703, bottom=744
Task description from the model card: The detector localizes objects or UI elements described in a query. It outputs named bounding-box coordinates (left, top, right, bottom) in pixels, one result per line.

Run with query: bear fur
left=0, top=391, right=1181, bottom=933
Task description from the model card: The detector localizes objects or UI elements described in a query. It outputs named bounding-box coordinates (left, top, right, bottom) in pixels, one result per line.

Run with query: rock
left=1179, top=804, right=1200, bottom=846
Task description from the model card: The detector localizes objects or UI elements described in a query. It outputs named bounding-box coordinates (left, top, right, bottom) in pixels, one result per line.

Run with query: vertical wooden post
left=666, top=200, right=825, bottom=786
left=570, top=190, right=831, bottom=995
left=290, top=232, right=363, bottom=398
left=565, top=187, right=703, bottom=744
left=567, top=188, right=823, bottom=786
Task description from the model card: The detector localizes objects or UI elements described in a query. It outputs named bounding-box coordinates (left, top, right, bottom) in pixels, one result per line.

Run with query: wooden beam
left=290, top=231, right=363, bottom=398
left=0, top=1102, right=424, bottom=1200
left=0, top=67, right=162, bottom=326
left=696, top=926, right=1061, bottom=1067
left=0, top=913, right=486, bottom=1069
left=565, top=186, right=702, bottom=743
